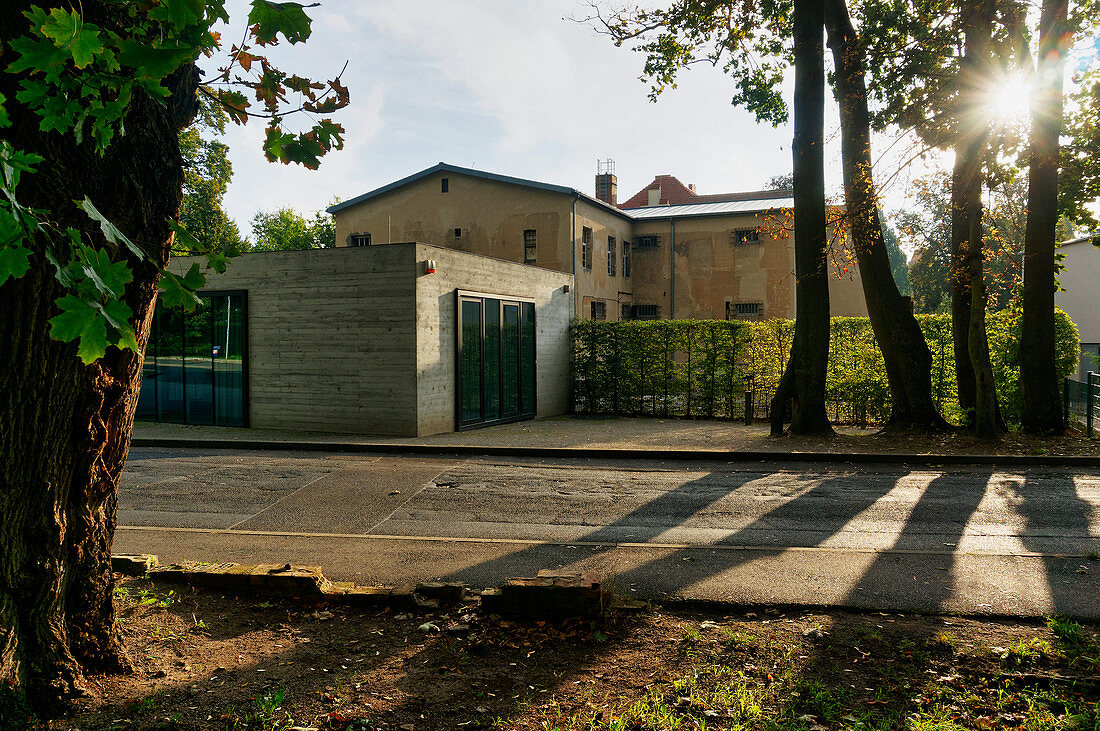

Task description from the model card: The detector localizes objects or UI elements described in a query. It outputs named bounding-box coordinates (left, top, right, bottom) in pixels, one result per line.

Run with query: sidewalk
left=131, top=415, right=1100, bottom=465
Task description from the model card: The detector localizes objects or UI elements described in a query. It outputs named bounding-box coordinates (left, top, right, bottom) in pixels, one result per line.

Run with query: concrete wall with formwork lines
left=169, top=243, right=572, bottom=436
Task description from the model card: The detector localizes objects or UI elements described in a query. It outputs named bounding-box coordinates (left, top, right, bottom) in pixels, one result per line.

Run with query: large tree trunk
left=1020, top=0, right=1069, bottom=434
left=950, top=150, right=978, bottom=422
left=951, top=0, right=1004, bottom=437
left=770, top=0, right=833, bottom=436
left=823, top=0, right=948, bottom=431
left=0, top=4, right=196, bottom=719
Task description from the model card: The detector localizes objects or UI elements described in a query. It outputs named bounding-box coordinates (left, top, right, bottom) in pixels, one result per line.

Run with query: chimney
left=595, top=158, right=617, bottom=205
left=688, top=183, right=697, bottom=194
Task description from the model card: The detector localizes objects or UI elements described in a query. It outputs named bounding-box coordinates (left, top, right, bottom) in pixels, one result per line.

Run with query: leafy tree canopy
left=179, top=92, right=243, bottom=256
left=0, top=0, right=350, bottom=364
left=249, top=206, right=335, bottom=251
left=898, top=172, right=1075, bottom=313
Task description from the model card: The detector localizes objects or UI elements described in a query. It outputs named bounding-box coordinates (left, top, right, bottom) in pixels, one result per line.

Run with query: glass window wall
left=136, top=291, right=247, bottom=427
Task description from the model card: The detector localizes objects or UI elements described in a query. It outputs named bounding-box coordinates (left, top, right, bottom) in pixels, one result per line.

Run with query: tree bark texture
left=771, top=0, right=833, bottom=436
left=951, top=0, right=1004, bottom=437
left=950, top=149, right=978, bottom=421
left=1020, top=0, right=1069, bottom=434
left=0, top=3, right=197, bottom=721
left=823, top=0, right=949, bottom=431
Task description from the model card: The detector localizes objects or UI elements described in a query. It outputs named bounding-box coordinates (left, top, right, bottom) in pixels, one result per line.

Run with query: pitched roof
left=619, top=174, right=792, bottom=209
left=623, top=197, right=793, bottom=220
left=327, top=162, right=633, bottom=221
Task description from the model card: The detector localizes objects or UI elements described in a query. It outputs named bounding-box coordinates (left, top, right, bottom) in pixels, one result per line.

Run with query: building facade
left=1055, top=235, right=1100, bottom=379
left=139, top=244, right=573, bottom=436
left=329, top=163, right=868, bottom=323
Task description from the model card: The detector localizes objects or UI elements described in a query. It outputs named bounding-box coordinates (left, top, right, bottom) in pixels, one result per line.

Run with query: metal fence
left=1064, top=372, right=1099, bottom=436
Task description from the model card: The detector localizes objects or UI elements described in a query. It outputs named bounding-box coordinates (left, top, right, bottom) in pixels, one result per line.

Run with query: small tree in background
left=249, top=206, right=336, bottom=251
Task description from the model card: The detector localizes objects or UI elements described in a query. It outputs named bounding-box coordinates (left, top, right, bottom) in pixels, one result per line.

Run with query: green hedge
left=571, top=310, right=1080, bottom=426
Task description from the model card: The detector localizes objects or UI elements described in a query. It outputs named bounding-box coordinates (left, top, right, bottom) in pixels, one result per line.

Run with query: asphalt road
left=115, top=447, right=1100, bottom=617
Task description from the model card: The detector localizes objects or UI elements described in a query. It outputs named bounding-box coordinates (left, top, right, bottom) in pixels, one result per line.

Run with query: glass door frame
left=138, top=289, right=250, bottom=427
left=455, top=289, right=537, bottom=431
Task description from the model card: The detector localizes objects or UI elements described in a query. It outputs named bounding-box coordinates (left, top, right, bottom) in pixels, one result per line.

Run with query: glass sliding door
left=501, top=303, right=520, bottom=418
left=459, top=299, right=483, bottom=423
left=456, top=292, right=537, bottom=430
left=137, top=291, right=248, bottom=427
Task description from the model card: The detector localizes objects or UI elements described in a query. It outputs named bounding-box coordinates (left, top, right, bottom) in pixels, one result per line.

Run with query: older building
left=329, top=162, right=868, bottom=322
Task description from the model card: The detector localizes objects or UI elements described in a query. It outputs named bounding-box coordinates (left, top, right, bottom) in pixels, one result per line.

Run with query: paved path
left=115, top=447, right=1100, bottom=617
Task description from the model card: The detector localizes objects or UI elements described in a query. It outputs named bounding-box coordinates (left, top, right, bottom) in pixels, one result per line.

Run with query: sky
left=203, top=0, right=843, bottom=239
left=201, top=0, right=1094, bottom=242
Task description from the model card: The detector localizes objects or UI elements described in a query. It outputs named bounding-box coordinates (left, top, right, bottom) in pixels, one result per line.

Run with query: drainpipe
left=669, top=218, right=676, bottom=320
left=571, top=194, right=578, bottom=318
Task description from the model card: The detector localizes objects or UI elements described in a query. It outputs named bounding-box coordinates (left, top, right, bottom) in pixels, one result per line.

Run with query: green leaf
left=248, top=1, right=318, bottom=45
left=99, top=299, right=138, bottom=351
left=49, top=295, right=109, bottom=364
left=148, top=0, right=207, bottom=28
left=168, top=219, right=203, bottom=252
left=39, top=7, right=79, bottom=45
left=262, top=126, right=295, bottom=162
left=116, top=39, right=197, bottom=78
left=80, top=197, right=144, bottom=259
left=0, top=244, right=32, bottom=285
left=75, top=245, right=133, bottom=298
left=158, top=263, right=205, bottom=309
left=68, top=26, right=104, bottom=69
left=7, top=36, right=69, bottom=76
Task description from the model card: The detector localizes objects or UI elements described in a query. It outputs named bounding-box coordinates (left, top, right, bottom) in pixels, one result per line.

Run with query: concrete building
left=328, top=162, right=869, bottom=324
left=1056, top=234, right=1100, bottom=379
left=138, top=244, right=573, bottom=436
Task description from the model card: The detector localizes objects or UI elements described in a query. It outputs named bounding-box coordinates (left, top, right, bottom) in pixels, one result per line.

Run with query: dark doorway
left=457, top=292, right=536, bottom=429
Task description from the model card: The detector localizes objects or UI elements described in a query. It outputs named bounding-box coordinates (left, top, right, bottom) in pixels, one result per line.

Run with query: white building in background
left=1056, top=234, right=1100, bottom=379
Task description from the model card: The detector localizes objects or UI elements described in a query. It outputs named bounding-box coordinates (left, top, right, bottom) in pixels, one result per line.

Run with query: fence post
left=1089, top=372, right=1097, bottom=437
left=1064, top=377, right=1070, bottom=430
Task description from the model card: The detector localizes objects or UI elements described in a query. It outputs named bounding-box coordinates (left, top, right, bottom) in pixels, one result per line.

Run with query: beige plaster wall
left=627, top=214, right=867, bottom=320
left=334, top=172, right=573, bottom=274
left=572, top=199, right=634, bottom=320
left=413, top=244, right=573, bottom=436
left=1056, top=240, right=1100, bottom=344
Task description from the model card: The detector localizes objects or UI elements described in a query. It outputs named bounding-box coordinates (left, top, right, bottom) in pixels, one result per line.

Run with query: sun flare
left=988, top=74, right=1032, bottom=124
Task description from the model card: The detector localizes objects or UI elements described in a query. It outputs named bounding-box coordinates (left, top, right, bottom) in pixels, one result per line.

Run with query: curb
left=117, top=556, right=613, bottom=618
left=130, top=437, right=1100, bottom=468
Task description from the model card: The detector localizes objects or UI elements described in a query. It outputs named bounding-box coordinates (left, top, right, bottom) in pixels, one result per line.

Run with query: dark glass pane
left=136, top=311, right=157, bottom=420
left=520, top=302, right=536, bottom=416
left=460, top=299, right=483, bottom=423
left=212, top=294, right=247, bottom=426
left=483, top=299, right=500, bottom=421
left=155, top=306, right=185, bottom=422
left=183, top=299, right=214, bottom=425
left=501, top=303, right=519, bottom=416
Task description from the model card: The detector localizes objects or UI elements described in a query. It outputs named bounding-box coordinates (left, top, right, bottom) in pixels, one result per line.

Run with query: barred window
left=591, top=301, right=606, bottom=320
left=581, top=227, right=593, bottom=270
left=621, top=303, right=632, bottom=321
left=635, top=234, right=660, bottom=249
left=727, top=301, right=763, bottom=318
left=524, top=229, right=537, bottom=263
left=633, top=304, right=661, bottom=320
left=607, top=236, right=616, bottom=277
left=731, top=228, right=761, bottom=246
left=350, top=233, right=371, bottom=247
left=622, top=241, right=631, bottom=278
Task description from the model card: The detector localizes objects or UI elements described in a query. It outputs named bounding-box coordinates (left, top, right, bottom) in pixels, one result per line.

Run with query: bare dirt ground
left=49, top=577, right=1100, bottom=731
